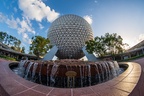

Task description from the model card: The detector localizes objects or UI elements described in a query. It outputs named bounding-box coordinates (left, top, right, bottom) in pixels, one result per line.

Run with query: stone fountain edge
left=0, top=60, right=141, bottom=96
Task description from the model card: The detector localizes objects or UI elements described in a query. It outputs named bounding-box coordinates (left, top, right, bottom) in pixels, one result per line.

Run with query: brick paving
left=0, top=58, right=143, bottom=96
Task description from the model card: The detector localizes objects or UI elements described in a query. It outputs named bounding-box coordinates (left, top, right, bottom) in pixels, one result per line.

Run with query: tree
left=0, top=32, right=6, bottom=42
left=103, top=33, right=124, bottom=55
left=86, top=36, right=106, bottom=57
left=21, top=47, right=25, bottom=53
left=0, top=31, right=24, bottom=52
left=86, top=33, right=128, bottom=57
left=29, top=36, right=52, bottom=58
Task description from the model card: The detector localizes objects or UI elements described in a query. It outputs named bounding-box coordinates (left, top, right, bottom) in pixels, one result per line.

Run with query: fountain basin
left=1, top=59, right=140, bottom=96
left=16, top=59, right=120, bottom=88
left=23, top=60, right=119, bottom=77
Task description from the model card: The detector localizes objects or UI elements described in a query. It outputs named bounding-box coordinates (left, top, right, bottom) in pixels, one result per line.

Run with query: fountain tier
left=19, top=59, right=120, bottom=88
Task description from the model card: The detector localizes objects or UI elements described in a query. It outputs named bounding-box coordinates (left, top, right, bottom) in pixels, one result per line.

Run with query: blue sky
left=0, top=0, right=144, bottom=53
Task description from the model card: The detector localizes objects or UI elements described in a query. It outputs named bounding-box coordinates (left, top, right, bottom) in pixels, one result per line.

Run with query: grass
left=119, top=54, right=144, bottom=62
left=0, top=55, right=16, bottom=61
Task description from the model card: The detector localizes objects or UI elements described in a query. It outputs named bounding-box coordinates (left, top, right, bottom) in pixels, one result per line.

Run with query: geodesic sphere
left=48, top=14, right=94, bottom=59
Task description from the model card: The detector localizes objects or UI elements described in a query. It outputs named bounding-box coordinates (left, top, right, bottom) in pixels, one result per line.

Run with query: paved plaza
left=0, top=58, right=144, bottom=96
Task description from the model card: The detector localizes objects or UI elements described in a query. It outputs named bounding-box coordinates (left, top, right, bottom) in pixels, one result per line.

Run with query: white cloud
left=18, top=0, right=60, bottom=22
left=19, top=18, right=35, bottom=34
left=0, top=13, right=35, bottom=44
left=127, top=34, right=144, bottom=48
left=138, top=34, right=144, bottom=42
left=17, top=18, right=35, bottom=44
left=0, top=12, right=6, bottom=22
left=83, top=15, right=93, bottom=25
left=6, top=16, right=18, bottom=29
left=94, top=0, right=98, bottom=3
left=5, top=16, right=35, bottom=35
left=22, top=32, right=32, bottom=44
left=38, top=23, right=44, bottom=29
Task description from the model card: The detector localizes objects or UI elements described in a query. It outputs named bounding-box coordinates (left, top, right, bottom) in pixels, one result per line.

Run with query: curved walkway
left=0, top=58, right=142, bottom=96
left=129, top=58, right=144, bottom=96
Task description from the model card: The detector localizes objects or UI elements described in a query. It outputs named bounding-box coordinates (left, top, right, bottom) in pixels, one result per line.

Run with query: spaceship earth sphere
left=48, top=14, right=94, bottom=59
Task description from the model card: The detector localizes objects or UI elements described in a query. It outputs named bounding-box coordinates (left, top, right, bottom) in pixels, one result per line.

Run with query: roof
left=0, top=43, right=36, bottom=57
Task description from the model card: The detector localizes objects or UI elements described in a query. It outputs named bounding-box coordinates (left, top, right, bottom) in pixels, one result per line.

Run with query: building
left=0, top=42, right=37, bottom=60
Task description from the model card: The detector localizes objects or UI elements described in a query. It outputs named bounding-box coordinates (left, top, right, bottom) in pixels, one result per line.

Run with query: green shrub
left=119, top=54, right=144, bottom=62
left=0, top=55, right=16, bottom=61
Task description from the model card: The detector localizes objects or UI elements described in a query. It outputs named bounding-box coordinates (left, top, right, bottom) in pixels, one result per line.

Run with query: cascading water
left=18, top=60, right=27, bottom=77
left=94, top=63, right=101, bottom=82
left=24, top=62, right=33, bottom=79
left=47, top=64, right=50, bottom=86
left=31, top=62, right=38, bottom=82
left=39, top=62, right=43, bottom=84
left=17, top=59, right=121, bottom=88
left=87, top=64, right=91, bottom=86
left=50, top=61, right=59, bottom=86
left=79, top=65, right=83, bottom=87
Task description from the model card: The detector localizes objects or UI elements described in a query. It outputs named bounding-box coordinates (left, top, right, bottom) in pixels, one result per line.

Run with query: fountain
left=17, top=59, right=120, bottom=88
left=11, top=14, right=122, bottom=88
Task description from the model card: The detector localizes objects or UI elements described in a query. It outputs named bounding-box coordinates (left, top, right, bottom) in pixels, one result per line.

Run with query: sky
left=0, top=0, right=144, bottom=53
